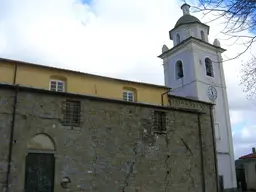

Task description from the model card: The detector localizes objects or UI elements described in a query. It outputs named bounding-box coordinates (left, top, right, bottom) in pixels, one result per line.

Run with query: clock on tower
left=208, top=86, right=218, bottom=101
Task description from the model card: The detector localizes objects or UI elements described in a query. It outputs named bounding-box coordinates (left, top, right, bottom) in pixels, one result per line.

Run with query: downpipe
left=6, top=85, right=18, bottom=192
left=198, top=114, right=206, bottom=192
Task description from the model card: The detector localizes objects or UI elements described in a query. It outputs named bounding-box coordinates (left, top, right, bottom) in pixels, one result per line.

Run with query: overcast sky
left=0, top=0, right=255, bottom=159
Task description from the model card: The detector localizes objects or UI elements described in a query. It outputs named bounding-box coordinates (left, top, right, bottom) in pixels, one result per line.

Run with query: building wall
left=162, top=39, right=237, bottom=190
left=244, top=162, right=256, bottom=190
left=163, top=45, right=199, bottom=99
left=169, top=95, right=218, bottom=191
left=0, top=85, right=217, bottom=192
left=0, top=60, right=169, bottom=106
left=0, top=89, right=14, bottom=189
left=192, top=45, right=237, bottom=190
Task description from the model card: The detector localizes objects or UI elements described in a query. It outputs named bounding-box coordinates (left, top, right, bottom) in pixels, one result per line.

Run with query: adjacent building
left=235, top=148, right=256, bottom=191
left=159, top=3, right=237, bottom=192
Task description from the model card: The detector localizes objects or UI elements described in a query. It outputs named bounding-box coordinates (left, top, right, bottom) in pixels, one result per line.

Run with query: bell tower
left=159, top=3, right=237, bottom=192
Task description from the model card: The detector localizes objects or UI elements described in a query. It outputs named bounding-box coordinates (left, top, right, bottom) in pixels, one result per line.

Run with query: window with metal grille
left=62, top=100, right=81, bottom=126
left=153, top=111, right=166, bottom=132
left=123, top=90, right=134, bottom=102
left=50, top=80, right=65, bottom=92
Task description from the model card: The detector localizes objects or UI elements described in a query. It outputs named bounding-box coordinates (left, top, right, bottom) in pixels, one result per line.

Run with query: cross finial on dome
left=181, top=3, right=190, bottom=15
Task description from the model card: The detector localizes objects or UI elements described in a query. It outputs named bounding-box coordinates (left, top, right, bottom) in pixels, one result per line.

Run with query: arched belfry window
left=175, top=60, right=184, bottom=79
left=205, top=58, right=214, bottom=77
left=176, top=33, right=181, bottom=44
left=201, top=31, right=205, bottom=41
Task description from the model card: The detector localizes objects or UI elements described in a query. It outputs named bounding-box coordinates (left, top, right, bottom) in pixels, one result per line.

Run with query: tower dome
left=175, top=15, right=201, bottom=27
left=174, top=4, right=201, bottom=28
left=169, top=3, right=209, bottom=44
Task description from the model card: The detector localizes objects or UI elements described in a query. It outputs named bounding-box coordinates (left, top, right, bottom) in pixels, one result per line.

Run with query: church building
left=159, top=3, right=237, bottom=192
left=0, top=3, right=236, bottom=192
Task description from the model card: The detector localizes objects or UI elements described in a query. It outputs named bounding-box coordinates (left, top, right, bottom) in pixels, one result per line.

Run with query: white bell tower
left=159, top=3, right=237, bottom=192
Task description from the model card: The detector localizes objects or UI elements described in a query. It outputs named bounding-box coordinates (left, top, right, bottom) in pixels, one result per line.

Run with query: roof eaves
left=239, top=153, right=256, bottom=160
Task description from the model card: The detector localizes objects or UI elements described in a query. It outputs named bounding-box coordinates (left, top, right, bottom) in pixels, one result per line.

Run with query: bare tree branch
left=186, top=0, right=256, bottom=99
left=240, top=55, right=256, bottom=100
left=190, top=0, right=256, bottom=52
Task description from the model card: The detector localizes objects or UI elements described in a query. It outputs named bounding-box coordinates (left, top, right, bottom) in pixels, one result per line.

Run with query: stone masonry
left=0, top=85, right=218, bottom=192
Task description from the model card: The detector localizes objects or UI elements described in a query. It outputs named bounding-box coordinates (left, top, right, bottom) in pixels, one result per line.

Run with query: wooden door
left=24, top=153, right=55, bottom=192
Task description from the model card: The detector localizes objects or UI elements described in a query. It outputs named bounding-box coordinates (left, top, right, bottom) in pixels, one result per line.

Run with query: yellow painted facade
left=0, top=60, right=15, bottom=83
left=0, top=58, right=170, bottom=106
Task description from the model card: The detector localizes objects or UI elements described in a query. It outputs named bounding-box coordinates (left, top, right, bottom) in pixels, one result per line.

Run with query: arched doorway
left=24, top=133, right=56, bottom=192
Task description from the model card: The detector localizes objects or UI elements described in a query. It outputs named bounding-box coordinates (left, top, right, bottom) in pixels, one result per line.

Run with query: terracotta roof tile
left=239, top=153, right=256, bottom=159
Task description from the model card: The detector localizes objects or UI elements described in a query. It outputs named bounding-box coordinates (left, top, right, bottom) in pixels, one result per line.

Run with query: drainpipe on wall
left=197, top=114, right=206, bottom=192
left=13, top=63, right=18, bottom=85
left=210, top=105, right=220, bottom=192
left=161, top=88, right=171, bottom=106
left=6, top=85, right=19, bottom=192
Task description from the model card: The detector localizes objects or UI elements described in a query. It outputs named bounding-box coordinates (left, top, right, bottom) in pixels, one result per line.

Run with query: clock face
left=208, top=86, right=217, bottom=101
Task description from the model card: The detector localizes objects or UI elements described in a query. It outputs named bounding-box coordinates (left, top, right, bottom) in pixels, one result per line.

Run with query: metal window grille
left=62, top=100, right=81, bottom=126
left=50, top=80, right=64, bottom=92
left=123, top=91, right=134, bottom=102
left=153, top=111, right=166, bottom=132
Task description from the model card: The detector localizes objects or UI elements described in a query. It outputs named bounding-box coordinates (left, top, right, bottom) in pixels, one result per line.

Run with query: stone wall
left=0, top=90, right=14, bottom=191
left=0, top=86, right=217, bottom=192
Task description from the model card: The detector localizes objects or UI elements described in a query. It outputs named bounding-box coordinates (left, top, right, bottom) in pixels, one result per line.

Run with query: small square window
left=62, top=100, right=81, bottom=127
left=153, top=111, right=166, bottom=132
left=123, top=90, right=134, bottom=102
left=50, top=80, right=65, bottom=92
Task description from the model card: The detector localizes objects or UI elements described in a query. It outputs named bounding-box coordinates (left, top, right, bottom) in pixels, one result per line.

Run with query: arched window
left=27, top=133, right=56, bottom=151
left=176, top=33, right=181, bottom=44
left=201, top=31, right=205, bottom=41
left=205, top=58, right=214, bottom=77
left=175, top=60, right=183, bottom=79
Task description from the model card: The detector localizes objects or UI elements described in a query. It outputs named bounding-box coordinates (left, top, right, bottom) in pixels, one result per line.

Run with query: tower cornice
left=158, top=36, right=226, bottom=59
